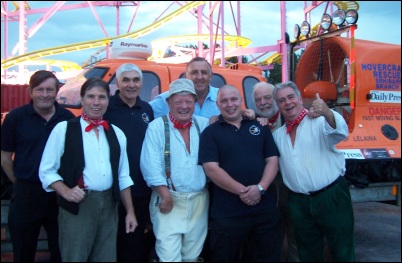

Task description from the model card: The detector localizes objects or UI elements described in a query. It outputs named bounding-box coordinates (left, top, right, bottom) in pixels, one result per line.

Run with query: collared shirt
left=103, top=91, right=154, bottom=197
left=39, top=117, right=133, bottom=192
left=1, top=101, right=75, bottom=181
left=198, top=116, right=279, bottom=218
left=149, top=85, right=220, bottom=119
left=272, top=110, right=348, bottom=194
left=140, top=115, right=209, bottom=193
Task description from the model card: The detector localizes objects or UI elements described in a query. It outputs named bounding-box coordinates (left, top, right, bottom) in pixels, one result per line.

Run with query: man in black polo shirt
left=103, top=63, right=155, bottom=262
left=1, top=70, right=75, bottom=262
left=252, top=81, right=299, bottom=262
left=198, top=84, right=283, bottom=261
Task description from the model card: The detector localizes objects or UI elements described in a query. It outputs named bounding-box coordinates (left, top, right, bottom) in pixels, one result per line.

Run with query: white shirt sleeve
left=39, top=121, right=133, bottom=192
left=140, top=118, right=167, bottom=187
left=39, top=121, right=67, bottom=192
left=273, top=112, right=348, bottom=194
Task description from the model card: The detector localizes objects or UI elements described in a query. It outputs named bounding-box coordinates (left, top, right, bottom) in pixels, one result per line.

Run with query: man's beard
left=256, top=103, right=279, bottom=119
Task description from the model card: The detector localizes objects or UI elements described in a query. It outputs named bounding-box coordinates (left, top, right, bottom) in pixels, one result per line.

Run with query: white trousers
left=150, top=188, right=209, bottom=262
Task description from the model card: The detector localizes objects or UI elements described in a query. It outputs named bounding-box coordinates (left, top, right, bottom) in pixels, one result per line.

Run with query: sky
left=1, top=1, right=401, bottom=71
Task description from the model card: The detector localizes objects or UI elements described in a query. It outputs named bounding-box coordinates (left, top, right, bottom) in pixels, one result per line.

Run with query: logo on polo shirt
left=142, top=113, right=150, bottom=123
left=249, top=125, right=260, bottom=135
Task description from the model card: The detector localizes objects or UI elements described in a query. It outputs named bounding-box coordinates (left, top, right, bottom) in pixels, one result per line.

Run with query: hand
left=256, top=117, right=269, bottom=127
left=242, top=109, right=255, bottom=120
left=65, top=185, right=86, bottom=203
left=209, top=115, right=219, bottom=124
left=239, top=185, right=261, bottom=206
left=308, top=93, right=330, bottom=118
left=125, top=212, right=138, bottom=233
left=159, top=195, right=173, bottom=214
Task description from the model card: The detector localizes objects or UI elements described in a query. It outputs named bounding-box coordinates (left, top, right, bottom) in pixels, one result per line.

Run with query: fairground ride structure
left=1, top=1, right=359, bottom=84
left=1, top=1, right=401, bottom=206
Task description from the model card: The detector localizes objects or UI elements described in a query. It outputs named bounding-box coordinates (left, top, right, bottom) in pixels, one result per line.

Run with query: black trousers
left=209, top=210, right=284, bottom=262
left=8, top=179, right=61, bottom=262
left=116, top=195, right=154, bottom=262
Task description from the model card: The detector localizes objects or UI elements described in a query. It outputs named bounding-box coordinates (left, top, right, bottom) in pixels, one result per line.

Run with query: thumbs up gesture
left=307, top=93, right=330, bottom=118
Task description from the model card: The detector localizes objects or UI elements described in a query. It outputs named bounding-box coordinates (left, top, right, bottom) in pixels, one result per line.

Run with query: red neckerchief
left=268, top=111, right=280, bottom=130
left=81, top=111, right=109, bottom=132
left=77, top=173, right=85, bottom=188
left=285, top=108, right=307, bottom=134
left=169, top=113, right=192, bottom=129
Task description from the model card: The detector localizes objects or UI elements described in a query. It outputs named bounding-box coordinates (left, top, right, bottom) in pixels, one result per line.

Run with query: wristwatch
left=257, top=184, right=265, bottom=195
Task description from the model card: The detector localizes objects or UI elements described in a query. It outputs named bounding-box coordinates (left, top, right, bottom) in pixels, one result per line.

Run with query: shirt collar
left=27, top=100, right=61, bottom=117
left=206, top=85, right=218, bottom=102
left=113, top=90, right=144, bottom=108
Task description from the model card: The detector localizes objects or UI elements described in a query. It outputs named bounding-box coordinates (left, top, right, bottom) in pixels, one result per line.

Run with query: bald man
left=199, top=84, right=283, bottom=261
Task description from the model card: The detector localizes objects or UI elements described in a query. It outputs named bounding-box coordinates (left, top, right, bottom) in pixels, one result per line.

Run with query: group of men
left=1, top=56, right=355, bottom=262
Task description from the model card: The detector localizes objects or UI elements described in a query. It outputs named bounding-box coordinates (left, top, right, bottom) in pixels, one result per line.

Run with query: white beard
left=257, top=103, right=279, bottom=119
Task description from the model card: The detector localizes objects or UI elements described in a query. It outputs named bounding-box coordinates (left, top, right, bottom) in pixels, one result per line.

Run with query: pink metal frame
left=1, top=1, right=332, bottom=82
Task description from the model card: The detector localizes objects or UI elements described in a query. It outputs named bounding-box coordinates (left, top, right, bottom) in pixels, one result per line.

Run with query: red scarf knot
left=268, top=111, right=280, bottom=130
left=169, top=113, right=192, bottom=129
left=285, top=108, right=307, bottom=134
left=81, top=111, right=109, bottom=132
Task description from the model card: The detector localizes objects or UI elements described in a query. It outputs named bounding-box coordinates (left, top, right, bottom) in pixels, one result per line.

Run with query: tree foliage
left=267, top=63, right=282, bottom=84
left=266, top=50, right=303, bottom=84
left=227, top=56, right=248, bottom=64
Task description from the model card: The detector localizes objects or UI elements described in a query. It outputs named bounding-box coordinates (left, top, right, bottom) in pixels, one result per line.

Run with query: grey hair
left=115, top=63, right=143, bottom=82
left=252, top=81, right=275, bottom=97
left=252, top=81, right=274, bottom=106
left=252, top=81, right=278, bottom=118
left=273, top=81, right=302, bottom=102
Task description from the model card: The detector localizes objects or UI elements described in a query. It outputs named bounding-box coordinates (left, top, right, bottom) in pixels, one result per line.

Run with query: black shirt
left=198, top=115, right=280, bottom=218
left=1, top=101, right=75, bottom=181
left=103, top=91, right=154, bottom=197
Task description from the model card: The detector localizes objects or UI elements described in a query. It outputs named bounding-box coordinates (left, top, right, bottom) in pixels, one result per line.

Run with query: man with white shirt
left=140, top=78, right=209, bottom=262
left=39, top=78, right=137, bottom=262
left=272, top=81, right=355, bottom=262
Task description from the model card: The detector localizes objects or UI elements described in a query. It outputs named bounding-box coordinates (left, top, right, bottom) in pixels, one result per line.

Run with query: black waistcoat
left=58, top=117, right=121, bottom=215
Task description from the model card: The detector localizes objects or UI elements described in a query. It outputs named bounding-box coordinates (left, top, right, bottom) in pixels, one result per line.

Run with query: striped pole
left=349, top=25, right=356, bottom=109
